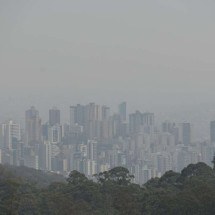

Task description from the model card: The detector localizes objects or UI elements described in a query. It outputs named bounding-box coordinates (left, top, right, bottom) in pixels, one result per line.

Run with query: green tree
left=94, top=167, right=134, bottom=186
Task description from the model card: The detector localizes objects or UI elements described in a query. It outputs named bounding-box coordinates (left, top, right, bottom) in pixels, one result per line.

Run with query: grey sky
left=0, top=0, right=215, bottom=114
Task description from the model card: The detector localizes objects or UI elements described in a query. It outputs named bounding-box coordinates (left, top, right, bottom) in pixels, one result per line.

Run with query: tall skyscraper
left=0, top=120, right=21, bottom=150
left=178, top=123, right=191, bottom=146
left=129, top=111, right=155, bottom=134
left=76, top=104, right=85, bottom=125
left=101, top=106, right=110, bottom=121
left=48, top=125, right=62, bottom=143
left=162, top=121, right=176, bottom=134
left=49, top=107, right=60, bottom=126
left=119, top=102, right=127, bottom=122
left=129, top=111, right=143, bottom=134
left=70, top=106, right=76, bottom=130
left=210, top=121, right=215, bottom=143
left=142, top=113, right=155, bottom=127
left=182, top=123, right=191, bottom=146
left=87, top=140, right=97, bottom=161
left=25, top=106, right=42, bottom=145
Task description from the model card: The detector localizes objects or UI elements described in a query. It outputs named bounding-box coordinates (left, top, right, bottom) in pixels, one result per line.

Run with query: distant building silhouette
left=119, top=102, right=127, bottom=122
left=25, top=106, right=42, bottom=145
left=179, top=123, right=191, bottom=146
left=49, top=107, right=60, bottom=126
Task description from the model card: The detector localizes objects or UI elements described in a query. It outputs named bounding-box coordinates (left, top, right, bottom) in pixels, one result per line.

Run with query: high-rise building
left=129, top=111, right=143, bottom=134
left=76, top=104, right=85, bottom=125
left=49, top=107, right=60, bottom=126
left=129, top=111, right=155, bottom=134
left=0, top=120, right=21, bottom=150
left=162, top=121, right=176, bottom=134
left=100, top=106, right=111, bottom=140
left=84, top=103, right=102, bottom=139
left=86, top=103, right=96, bottom=121
left=210, top=121, right=215, bottom=143
left=183, top=123, right=191, bottom=146
left=87, top=140, right=97, bottom=161
left=101, top=106, right=110, bottom=121
left=178, top=123, right=191, bottom=146
left=70, top=106, right=76, bottom=128
left=142, top=112, right=155, bottom=133
left=25, top=106, right=42, bottom=145
left=119, top=102, right=127, bottom=122
left=48, top=125, right=62, bottom=143
left=142, top=113, right=155, bottom=127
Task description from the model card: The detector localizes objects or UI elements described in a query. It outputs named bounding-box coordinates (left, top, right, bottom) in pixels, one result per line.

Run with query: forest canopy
left=0, top=162, right=215, bottom=215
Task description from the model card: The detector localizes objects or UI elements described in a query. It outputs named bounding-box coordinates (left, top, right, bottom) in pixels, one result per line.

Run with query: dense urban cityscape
left=1, top=102, right=215, bottom=184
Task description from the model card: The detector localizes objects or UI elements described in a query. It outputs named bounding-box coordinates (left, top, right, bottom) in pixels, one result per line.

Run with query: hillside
left=1, top=163, right=215, bottom=214
left=2, top=164, right=65, bottom=187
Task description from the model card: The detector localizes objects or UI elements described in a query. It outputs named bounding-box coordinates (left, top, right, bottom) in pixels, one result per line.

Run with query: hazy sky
left=1, top=0, right=215, bottom=129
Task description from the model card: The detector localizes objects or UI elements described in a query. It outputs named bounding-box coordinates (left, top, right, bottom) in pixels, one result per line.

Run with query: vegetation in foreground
left=1, top=162, right=215, bottom=215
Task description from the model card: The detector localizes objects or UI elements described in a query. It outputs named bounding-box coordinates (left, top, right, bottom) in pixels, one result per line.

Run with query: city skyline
left=0, top=101, right=215, bottom=184
left=0, top=100, right=215, bottom=142
left=1, top=0, right=215, bottom=143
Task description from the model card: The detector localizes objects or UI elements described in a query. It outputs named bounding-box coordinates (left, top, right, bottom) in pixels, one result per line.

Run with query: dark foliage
left=1, top=163, right=215, bottom=214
